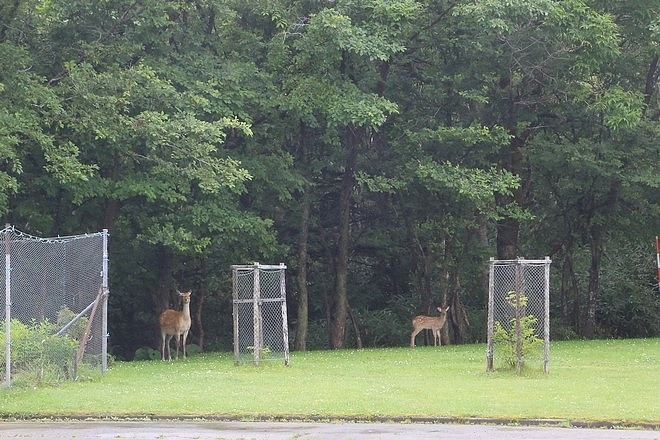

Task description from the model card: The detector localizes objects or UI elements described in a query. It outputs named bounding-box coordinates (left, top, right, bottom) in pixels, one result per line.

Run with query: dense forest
left=1, top=0, right=658, bottom=360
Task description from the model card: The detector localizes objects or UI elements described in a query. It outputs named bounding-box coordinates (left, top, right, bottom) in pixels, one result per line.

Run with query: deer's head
left=177, top=290, right=192, bottom=303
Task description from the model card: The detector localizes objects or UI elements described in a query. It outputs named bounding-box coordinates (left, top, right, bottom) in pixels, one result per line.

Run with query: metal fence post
left=544, top=256, right=551, bottom=374
left=279, top=263, right=290, bottom=366
left=4, top=225, right=11, bottom=388
left=252, top=262, right=261, bottom=366
left=102, top=229, right=109, bottom=375
left=486, top=258, right=495, bottom=372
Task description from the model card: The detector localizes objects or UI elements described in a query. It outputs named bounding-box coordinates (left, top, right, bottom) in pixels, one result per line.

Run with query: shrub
left=133, top=346, right=161, bottom=361
left=185, top=343, right=202, bottom=356
left=56, top=306, right=89, bottom=341
left=493, top=292, right=543, bottom=370
left=493, top=315, right=543, bottom=369
left=350, top=308, right=409, bottom=347
left=1, top=319, right=77, bottom=386
left=550, top=317, right=580, bottom=340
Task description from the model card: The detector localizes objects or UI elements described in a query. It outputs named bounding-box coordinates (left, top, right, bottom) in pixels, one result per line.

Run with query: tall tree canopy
left=1, top=0, right=657, bottom=358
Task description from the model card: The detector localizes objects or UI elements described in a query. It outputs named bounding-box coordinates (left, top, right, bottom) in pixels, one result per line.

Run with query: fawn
left=410, top=306, right=450, bottom=348
left=159, top=290, right=192, bottom=360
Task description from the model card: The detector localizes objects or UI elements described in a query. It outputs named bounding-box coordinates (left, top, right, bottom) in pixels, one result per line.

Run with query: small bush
left=305, top=320, right=330, bottom=350
left=596, top=241, right=660, bottom=338
left=56, top=306, right=89, bottom=341
left=493, top=315, right=543, bottom=369
left=1, top=319, right=77, bottom=386
left=185, top=343, right=202, bottom=356
left=550, top=318, right=580, bottom=340
left=493, top=293, right=543, bottom=370
left=351, top=308, right=409, bottom=347
left=133, top=346, right=160, bottom=361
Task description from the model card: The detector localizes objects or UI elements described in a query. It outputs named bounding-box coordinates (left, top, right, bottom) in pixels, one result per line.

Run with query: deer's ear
left=444, top=306, right=450, bottom=312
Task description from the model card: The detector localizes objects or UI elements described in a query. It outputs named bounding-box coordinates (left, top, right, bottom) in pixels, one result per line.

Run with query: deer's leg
left=165, top=334, right=173, bottom=360
left=161, top=333, right=166, bottom=360
left=410, top=329, right=421, bottom=348
left=182, top=330, right=189, bottom=359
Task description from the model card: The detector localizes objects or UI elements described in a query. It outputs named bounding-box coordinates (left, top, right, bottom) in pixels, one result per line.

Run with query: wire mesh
left=487, top=258, right=551, bottom=373
left=1, top=227, right=108, bottom=386
left=232, top=264, right=289, bottom=365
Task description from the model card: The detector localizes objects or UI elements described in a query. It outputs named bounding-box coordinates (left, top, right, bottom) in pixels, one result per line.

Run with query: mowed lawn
left=1, top=339, right=658, bottom=425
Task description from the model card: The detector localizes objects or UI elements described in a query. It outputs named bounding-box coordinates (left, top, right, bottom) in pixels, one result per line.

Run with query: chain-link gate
left=231, top=263, right=289, bottom=366
left=487, top=257, right=551, bottom=374
left=1, top=226, right=109, bottom=387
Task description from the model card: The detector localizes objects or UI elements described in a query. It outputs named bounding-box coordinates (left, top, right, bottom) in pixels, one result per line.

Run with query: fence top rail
left=489, top=257, right=551, bottom=266
left=1, top=226, right=106, bottom=244
left=231, top=263, right=287, bottom=271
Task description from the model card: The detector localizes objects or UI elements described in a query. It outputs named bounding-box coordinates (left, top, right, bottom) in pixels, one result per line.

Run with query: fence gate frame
left=486, top=257, right=551, bottom=374
left=231, top=262, right=289, bottom=366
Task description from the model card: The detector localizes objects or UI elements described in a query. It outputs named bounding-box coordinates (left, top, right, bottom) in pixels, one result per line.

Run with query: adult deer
left=410, top=306, right=450, bottom=348
left=159, top=290, right=192, bottom=360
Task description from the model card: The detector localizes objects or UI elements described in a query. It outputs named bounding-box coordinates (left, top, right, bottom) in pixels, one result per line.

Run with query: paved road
left=0, top=421, right=657, bottom=440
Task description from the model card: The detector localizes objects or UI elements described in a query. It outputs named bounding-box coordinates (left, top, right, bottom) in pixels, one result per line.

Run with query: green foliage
left=596, top=242, right=660, bottom=338
left=0, top=0, right=656, bottom=357
left=413, top=160, right=522, bottom=217
left=185, top=343, right=203, bottom=357
left=0, top=319, right=77, bottom=386
left=56, top=306, right=89, bottom=341
left=303, top=0, right=419, bottom=62
left=493, top=292, right=543, bottom=369
left=351, top=308, right=409, bottom=347
left=304, top=320, right=331, bottom=351
left=550, top=318, right=580, bottom=341
left=493, top=315, right=544, bottom=369
left=133, top=347, right=160, bottom=361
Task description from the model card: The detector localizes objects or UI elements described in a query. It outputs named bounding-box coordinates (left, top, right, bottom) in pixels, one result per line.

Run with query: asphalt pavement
left=0, top=420, right=657, bottom=440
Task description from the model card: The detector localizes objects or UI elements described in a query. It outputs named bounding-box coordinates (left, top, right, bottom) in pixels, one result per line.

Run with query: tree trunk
left=328, top=124, right=361, bottom=349
left=439, top=237, right=451, bottom=345
left=414, top=242, right=434, bottom=346
left=447, top=226, right=478, bottom=345
left=584, top=182, right=619, bottom=339
left=560, top=244, right=581, bottom=333
left=448, top=270, right=469, bottom=345
left=419, top=251, right=434, bottom=315
left=294, top=133, right=312, bottom=351
left=477, top=213, right=490, bottom=326
left=347, top=302, right=363, bottom=349
left=584, top=225, right=602, bottom=339
left=154, top=245, right=174, bottom=315
left=496, top=136, right=526, bottom=260
left=410, top=223, right=434, bottom=316
left=641, top=55, right=658, bottom=118
left=194, top=262, right=206, bottom=351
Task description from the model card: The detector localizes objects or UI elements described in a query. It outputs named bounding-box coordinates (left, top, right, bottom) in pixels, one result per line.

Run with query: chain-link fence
left=487, top=257, right=551, bottom=374
left=1, top=226, right=109, bottom=387
left=231, top=263, right=289, bottom=366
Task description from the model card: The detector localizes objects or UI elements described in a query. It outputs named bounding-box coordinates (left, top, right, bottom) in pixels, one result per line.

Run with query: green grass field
left=1, top=339, right=658, bottom=426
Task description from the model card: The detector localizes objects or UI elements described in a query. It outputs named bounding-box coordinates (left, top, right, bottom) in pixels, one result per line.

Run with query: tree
left=0, top=2, right=95, bottom=222
left=450, top=0, right=621, bottom=260
left=525, top=0, right=659, bottom=337
left=1, top=0, right=657, bottom=357
left=266, top=0, right=418, bottom=348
